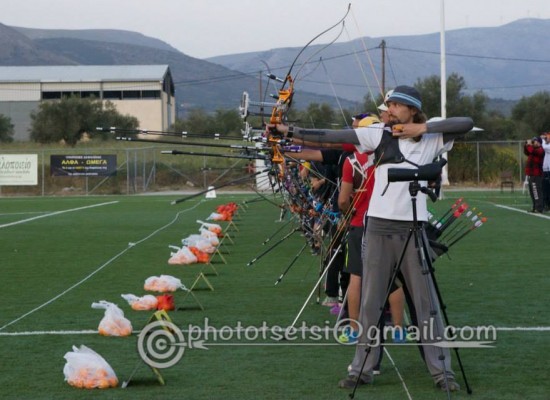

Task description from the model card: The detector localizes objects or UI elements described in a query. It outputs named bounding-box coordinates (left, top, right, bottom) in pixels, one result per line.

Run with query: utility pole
left=440, top=0, right=450, bottom=189
left=380, top=40, right=386, bottom=94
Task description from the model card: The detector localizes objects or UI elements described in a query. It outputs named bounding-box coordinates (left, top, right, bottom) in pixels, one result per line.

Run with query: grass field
left=0, top=189, right=548, bottom=399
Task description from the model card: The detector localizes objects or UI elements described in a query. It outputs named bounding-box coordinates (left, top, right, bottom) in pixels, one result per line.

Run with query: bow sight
left=239, top=72, right=295, bottom=165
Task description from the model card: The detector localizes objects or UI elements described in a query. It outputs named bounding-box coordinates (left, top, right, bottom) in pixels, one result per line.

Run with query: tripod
left=349, top=180, right=471, bottom=399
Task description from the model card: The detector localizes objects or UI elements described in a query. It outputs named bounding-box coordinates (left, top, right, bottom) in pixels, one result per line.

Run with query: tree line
left=1, top=73, right=549, bottom=144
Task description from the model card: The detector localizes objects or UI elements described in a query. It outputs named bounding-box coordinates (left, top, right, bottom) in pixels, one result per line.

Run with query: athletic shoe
left=321, top=296, right=339, bottom=307
left=436, top=377, right=460, bottom=392
left=338, top=327, right=358, bottom=344
left=393, top=327, right=408, bottom=343
left=338, top=374, right=372, bottom=389
left=330, top=304, right=342, bottom=315
left=347, top=364, right=379, bottom=375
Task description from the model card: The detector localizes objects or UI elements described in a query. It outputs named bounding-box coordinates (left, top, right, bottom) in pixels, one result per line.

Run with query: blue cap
left=386, top=85, right=422, bottom=111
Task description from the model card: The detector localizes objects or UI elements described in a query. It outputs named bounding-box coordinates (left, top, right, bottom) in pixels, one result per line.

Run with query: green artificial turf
left=0, top=190, right=548, bottom=399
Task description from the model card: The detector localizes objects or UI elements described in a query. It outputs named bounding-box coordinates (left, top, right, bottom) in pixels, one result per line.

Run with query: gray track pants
left=348, top=217, right=454, bottom=383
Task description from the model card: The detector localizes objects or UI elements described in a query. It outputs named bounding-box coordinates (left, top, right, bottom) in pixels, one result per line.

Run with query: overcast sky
left=3, top=0, right=550, bottom=59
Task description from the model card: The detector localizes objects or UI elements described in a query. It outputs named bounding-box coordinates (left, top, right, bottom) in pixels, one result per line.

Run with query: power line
left=173, top=45, right=550, bottom=89
left=387, top=46, right=550, bottom=64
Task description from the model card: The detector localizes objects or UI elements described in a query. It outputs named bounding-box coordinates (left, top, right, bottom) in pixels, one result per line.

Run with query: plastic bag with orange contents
left=188, top=246, right=210, bottom=263
left=216, top=202, right=238, bottom=214
left=214, top=211, right=232, bottom=221
left=182, top=234, right=216, bottom=254
left=63, top=345, right=118, bottom=389
left=91, top=301, right=132, bottom=337
left=168, top=245, right=198, bottom=265
left=120, top=294, right=158, bottom=311
left=197, top=220, right=223, bottom=237
left=144, top=275, right=186, bottom=293
left=156, top=294, right=175, bottom=311
left=200, top=228, right=220, bottom=246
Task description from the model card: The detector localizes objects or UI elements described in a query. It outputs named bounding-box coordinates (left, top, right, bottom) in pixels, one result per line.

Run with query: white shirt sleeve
left=354, top=123, right=385, bottom=153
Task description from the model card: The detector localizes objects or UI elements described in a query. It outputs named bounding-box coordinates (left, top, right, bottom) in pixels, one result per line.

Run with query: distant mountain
left=13, top=26, right=180, bottom=52
left=208, top=18, right=550, bottom=102
left=12, top=26, right=180, bottom=53
left=0, top=23, right=359, bottom=114
left=0, top=23, right=75, bottom=65
left=2, top=18, right=549, bottom=115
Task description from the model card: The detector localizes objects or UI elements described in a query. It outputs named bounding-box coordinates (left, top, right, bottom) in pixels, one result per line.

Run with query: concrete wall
left=0, top=81, right=175, bottom=140
left=0, top=101, right=39, bottom=141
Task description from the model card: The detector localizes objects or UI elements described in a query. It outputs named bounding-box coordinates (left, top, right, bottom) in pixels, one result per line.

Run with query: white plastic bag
left=144, top=275, right=187, bottom=292
left=197, top=220, right=222, bottom=236
left=206, top=212, right=225, bottom=221
left=168, top=245, right=198, bottom=265
left=182, top=234, right=216, bottom=254
left=120, top=294, right=158, bottom=311
left=91, top=301, right=132, bottom=337
left=63, top=344, right=118, bottom=389
left=200, top=228, right=220, bottom=246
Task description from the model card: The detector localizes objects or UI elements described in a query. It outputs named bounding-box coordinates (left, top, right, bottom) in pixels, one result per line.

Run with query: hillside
left=208, top=18, right=550, bottom=102
left=12, top=26, right=180, bottom=52
left=2, top=18, right=549, bottom=114
left=0, top=24, right=359, bottom=114
left=0, top=23, right=75, bottom=65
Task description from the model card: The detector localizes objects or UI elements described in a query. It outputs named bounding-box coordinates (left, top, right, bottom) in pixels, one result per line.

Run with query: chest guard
left=374, top=128, right=406, bottom=166
left=347, top=153, right=366, bottom=190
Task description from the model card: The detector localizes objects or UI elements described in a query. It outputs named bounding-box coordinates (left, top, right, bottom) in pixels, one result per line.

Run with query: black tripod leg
left=420, top=229, right=473, bottom=395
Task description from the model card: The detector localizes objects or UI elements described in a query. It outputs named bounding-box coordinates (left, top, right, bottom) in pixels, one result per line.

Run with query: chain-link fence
left=0, top=141, right=531, bottom=196
left=0, top=145, right=255, bottom=196
left=448, top=141, right=527, bottom=188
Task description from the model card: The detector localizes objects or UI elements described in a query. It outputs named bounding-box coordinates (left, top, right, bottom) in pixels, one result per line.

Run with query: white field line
left=0, top=330, right=100, bottom=336
left=0, top=200, right=204, bottom=332
left=0, top=211, right=49, bottom=217
left=384, top=348, right=413, bottom=400
left=0, top=201, right=119, bottom=228
left=495, top=204, right=550, bottom=219
left=1, top=326, right=549, bottom=336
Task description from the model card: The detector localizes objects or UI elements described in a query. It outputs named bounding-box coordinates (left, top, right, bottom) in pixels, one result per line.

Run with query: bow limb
left=284, top=3, right=351, bottom=84
left=264, top=4, right=352, bottom=165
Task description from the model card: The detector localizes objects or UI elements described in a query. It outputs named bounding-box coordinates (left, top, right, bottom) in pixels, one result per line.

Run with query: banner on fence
left=50, top=155, right=117, bottom=177
left=0, top=154, right=38, bottom=186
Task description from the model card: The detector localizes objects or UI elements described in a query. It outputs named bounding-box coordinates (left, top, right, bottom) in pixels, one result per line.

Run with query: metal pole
left=142, top=149, right=147, bottom=192
left=476, top=142, right=480, bottom=184
left=380, top=40, right=386, bottom=94
left=41, top=150, right=45, bottom=196
left=153, top=148, right=156, bottom=188
left=134, top=150, right=138, bottom=193
left=203, top=147, right=207, bottom=189
left=126, top=149, right=130, bottom=194
left=440, top=0, right=450, bottom=186
left=518, top=141, right=523, bottom=182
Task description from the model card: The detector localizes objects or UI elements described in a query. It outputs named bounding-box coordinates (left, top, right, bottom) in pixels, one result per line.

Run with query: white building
left=0, top=65, right=175, bottom=141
